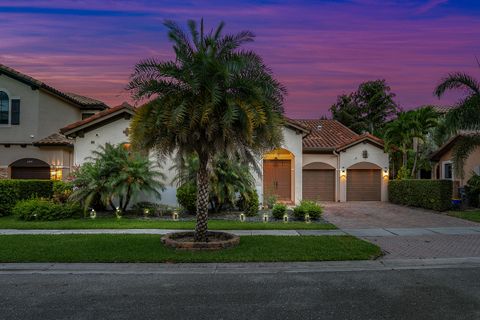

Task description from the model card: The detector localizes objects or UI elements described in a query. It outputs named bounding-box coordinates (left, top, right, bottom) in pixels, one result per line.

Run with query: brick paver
left=367, top=235, right=480, bottom=259
left=323, top=202, right=479, bottom=229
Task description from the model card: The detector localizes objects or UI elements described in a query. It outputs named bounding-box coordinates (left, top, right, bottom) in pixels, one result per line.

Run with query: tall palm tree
left=409, top=106, right=438, bottom=177
left=435, top=69, right=480, bottom=176
left=127, top=20, right=285, bottom=241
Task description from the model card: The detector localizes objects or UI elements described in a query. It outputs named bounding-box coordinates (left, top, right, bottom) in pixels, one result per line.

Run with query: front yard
left=0, top=234, right=381, bottom=263
left=448, top=210, right=480, bottom=223
left=0, top=216, right=336, bottom=230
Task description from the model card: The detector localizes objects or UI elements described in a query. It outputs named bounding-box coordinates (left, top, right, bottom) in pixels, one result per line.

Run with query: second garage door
left=347, top=169, right=381, bottom=201
left=302, top=169, right=335, bottom=201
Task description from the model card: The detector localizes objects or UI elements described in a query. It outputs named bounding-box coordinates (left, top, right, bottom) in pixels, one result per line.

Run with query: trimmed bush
left=53, top=181, right=74, bottom=204
left=389, top=179, right=452, bottom=211
left=13, top=199, right=82, bottom=221
left=237, top=190, right=260, bottom=217
left=271, top=203, right=287, bottom=219
left=176, top=183, right=197, bottom=213
left=0, top=180, right=54, bottom=216
left=465, top=174, right=480, bottom=208
left=293, top=200, right=323, bottom=220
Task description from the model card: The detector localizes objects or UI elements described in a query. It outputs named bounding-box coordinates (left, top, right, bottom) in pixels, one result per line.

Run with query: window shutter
left=11, top=99, right=20, bottom=125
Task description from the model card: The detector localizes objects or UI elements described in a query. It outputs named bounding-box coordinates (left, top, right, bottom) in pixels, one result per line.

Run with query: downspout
left=333, top=150, right=340, bottom=202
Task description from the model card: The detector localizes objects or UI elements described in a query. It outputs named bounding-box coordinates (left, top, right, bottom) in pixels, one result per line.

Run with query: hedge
left=388, top=179, right=452, bottom=211
left=0, top=180, right=54, bottom=216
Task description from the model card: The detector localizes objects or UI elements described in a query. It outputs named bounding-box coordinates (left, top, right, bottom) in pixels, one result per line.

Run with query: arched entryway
left=10, top=158, right=50, bottom=180
left=263, top=148, right=294, bottom=203
left=302, top=162, right=336, bottom=201
left=347, top=162, right=381, bottom=201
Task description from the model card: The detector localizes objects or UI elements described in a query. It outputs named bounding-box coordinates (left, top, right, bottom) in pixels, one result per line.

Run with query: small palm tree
left=409, top=106, right=438, bottom=177
left=435, top=68, right=480, bottom=176
left=128, top=20, right=285, bottom=241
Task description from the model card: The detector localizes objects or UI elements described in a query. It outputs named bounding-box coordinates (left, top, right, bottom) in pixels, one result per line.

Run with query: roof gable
left=0, top=64, right=107, bottom=110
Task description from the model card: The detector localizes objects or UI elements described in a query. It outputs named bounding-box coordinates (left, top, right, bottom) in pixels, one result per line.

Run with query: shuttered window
left=0, top=91, right=8, bottom=125
left=11, top=99, right=20, bottom=125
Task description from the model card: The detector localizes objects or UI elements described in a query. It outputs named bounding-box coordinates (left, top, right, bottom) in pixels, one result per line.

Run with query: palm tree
left=409, top=106, right=438, bottom=177
left=435, top=69, right=480, bottom=176
left=127, top=20, right=285, bottom=241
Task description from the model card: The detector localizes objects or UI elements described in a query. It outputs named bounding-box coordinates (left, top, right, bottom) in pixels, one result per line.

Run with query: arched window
left=0, top=91, right=9, bottom=125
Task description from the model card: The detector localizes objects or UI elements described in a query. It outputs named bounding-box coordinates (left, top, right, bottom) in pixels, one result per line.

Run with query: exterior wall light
left=172, top=210, right=179, bottom=221
left=263, top=213, right=269, bottom=223
left=239, top=213, right=246, bottom=222
left=90, top=209, right=96, bottom=219
left=115, top=207, right=122, bottom=219
left=283, top=213, right=289, bottom=223
left=304, top=213, right=311, bottom=224
left=340, top=167, right=347, bottom=178
left=383, top=167, right=389, bottom=178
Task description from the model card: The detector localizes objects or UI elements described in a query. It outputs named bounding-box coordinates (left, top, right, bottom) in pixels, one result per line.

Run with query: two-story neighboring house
left=0, top=64, right=107, bottom=180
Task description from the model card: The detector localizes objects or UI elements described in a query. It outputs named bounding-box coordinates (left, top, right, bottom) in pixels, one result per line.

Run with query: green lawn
left=0, top=234, right=381, bottom=263
left=0, top=216, right=336, bottom=230
left=448, top=210, right=480, bottom=223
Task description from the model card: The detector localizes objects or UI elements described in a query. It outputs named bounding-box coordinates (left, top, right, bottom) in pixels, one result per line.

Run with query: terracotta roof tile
left=60, top=102, right=134, bottom=134
left=33, top=133, right=73, bottom=146
left=295, top=119, right=358, bottom=149
left=336, top=132, right=384, bottom=150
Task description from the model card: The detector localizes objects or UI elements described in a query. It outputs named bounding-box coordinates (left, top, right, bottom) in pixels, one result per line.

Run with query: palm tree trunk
left=411, top=138, right=418, bottom=178
left=122, top=185, right=132, bottom=212
left=402, top=144, right=407, bottom=167
left=194, top=156, right=209, bottom=242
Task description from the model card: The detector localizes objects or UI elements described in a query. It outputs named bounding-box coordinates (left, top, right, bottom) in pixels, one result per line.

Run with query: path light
left=263, top=213, right=269, bottom=223
left=239, top=213, right=246, bottom=222
left=143, top=208, right=150, bottom=217
left=283, top=213, right=289, bottom=223
left=90, top=209, right=96, bottom=219
left=305, top=213, right=311, bottom=224
left=115, top=207, right=122, bottom=219
left=172, top=210, right=179, bottom=221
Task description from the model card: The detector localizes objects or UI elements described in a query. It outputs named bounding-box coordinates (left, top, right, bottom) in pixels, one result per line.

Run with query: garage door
left=303, top=169, right=335, bottom=201
left=10, top=158, right=51, bottom=180
left=347, top=169, right=381, bottom=201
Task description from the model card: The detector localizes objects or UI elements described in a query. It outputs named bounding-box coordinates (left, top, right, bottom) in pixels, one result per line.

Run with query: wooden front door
left=263, top=160, right=292, bottom=202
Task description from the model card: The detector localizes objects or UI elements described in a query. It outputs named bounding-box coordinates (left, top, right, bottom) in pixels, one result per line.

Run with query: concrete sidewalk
left=1, top=227, right=480, bottom=236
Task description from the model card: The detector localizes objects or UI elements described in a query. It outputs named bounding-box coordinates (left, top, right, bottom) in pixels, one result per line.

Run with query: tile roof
left=295, top=119, right=359, bottom=150
left=0, top=64, right=107, bottom=110
left=33, top=133, right=73, bottom=146
left=430, top=130, right=480, bottom=161
left=60, top=102, right=135, bottom=134
left=431, top=105, right=457, bottom=114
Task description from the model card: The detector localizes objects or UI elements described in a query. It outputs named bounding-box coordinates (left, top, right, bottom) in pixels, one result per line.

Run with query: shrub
left=131, top=202, right=175, bottom=217
left=176, top=183, right=197, bottom=213
left=271, top=203, right=287, bottom=219
left=0, top=180, right=54, bottom=216
left=465, top=173, right=480, bottom=207
left=265, top=195, right=277, bottom=209
left=293, top=200, right=323, bottom=220
left=237, top=190, right=260, bottom=217
left=389, top=179, right=452, bottom=211
left=13, top=199, right=82, bottom=221
left=53, top=181, right=74, bottom=204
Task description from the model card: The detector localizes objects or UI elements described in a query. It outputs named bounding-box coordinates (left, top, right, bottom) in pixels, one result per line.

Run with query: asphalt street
left=0, top=261, right=479, bottom=320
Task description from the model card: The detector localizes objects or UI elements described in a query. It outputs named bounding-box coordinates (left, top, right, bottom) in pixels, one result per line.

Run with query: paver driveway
left=323, top=201, right=477, bottom=229
left=323, top=202, right=480, bottom=259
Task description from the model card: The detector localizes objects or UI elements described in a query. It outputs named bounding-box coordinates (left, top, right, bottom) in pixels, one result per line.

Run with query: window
left=0, top=91, right=9, bottom=124
left=443, top=162, right=453, bottom=180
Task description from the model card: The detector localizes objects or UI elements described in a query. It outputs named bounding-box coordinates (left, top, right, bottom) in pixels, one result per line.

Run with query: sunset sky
left=1, top=0, right=479, bottom=117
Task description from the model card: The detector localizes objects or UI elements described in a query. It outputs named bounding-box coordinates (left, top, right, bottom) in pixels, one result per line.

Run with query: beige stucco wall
left=434, top=146, right=480, bottom=186
left=0, top=145, right=73, bottom=178
left=339, top=142, right=389, bottom=202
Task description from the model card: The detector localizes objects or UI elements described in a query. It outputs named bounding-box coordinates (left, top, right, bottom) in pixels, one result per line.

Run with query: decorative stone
left=161, top=231, right=240, bottom=251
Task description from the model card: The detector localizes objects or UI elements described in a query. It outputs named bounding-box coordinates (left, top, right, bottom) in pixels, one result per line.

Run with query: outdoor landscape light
left=263, top=213, right=269, bottom=223
left=89, top=209, right=96, bottom=219
left=304, top=213, right=311, bottom=224
left=283, top=213, right=289, bottom=223
left=143, top=208, right=150, bottom=217
left=172, top=210, right=179, bottom=221
left=115, top=207, right=122, bottom=219
left=239, top=213, right=246, bottom=222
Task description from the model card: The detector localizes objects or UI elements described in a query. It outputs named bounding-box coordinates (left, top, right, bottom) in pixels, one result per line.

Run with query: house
left=430, top=131, right=480, bottom=192
left=60, top=106, right=389, bottom=205
left=0, top=64, right=107, bottom=180
left=1, top=64, right=389, bottom=205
